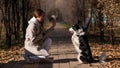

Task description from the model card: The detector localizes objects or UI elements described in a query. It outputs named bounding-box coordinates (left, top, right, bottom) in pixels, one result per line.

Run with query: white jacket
left=24, top=17, right=48, bottom=56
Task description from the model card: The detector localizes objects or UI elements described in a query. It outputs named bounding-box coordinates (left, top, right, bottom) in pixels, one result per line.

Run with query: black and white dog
left=69, top=21, right=94, bottom=64
left=69, top=20, right=106, bottom=64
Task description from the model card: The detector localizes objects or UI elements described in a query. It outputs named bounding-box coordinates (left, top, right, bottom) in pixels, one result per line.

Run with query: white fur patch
left=69, top=27, right=74, bottom=33
left=69, top=27, right=83, bottom=63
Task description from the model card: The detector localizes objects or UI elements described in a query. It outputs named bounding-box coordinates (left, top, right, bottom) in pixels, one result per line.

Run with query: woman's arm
left=43, top=17, right=56, bottom=39
left=26, top=22, right=43, bottom=44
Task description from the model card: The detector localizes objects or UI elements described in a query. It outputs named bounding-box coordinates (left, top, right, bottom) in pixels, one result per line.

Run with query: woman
left=24, top=9, right=56, bottom=61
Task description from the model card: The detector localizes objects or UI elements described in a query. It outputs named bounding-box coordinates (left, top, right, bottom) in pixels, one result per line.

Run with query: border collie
left=69, top=21, right=106, bottom=64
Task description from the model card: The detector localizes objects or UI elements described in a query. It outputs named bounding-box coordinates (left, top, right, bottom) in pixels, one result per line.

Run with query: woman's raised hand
left=51, top=15, right=56, bottom=27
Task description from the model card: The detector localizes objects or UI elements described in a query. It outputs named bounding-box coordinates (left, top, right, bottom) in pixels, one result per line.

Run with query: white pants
left=42, top=38, right=52, bottom=52
left=24, top=38, right=52, bottom=57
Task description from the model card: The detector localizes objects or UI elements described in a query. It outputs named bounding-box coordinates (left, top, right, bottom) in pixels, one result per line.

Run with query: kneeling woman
left=24, top=9, right=56, bottom=62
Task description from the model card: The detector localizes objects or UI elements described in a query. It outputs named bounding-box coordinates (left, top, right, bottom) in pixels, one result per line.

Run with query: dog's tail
left=92, top=50, right=106, bottom=63
left=99, top=50, right=107, bottom=63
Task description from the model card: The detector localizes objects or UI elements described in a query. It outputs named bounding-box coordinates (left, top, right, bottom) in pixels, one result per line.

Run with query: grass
left=61, top=23, right=71, bottom=29
left=44, top=22, right=53, bottom=29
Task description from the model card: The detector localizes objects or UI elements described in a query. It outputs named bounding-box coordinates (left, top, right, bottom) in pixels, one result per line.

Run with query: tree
left=97, top=0, right=120, bottom=45
left=0, top=0, right=36, bottom=48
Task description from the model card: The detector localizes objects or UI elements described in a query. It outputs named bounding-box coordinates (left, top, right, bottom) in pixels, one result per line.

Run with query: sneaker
left=39, top=49, right=49, bottom=56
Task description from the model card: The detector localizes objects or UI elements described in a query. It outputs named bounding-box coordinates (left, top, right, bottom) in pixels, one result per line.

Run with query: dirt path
left=50, top=23, right=72, bottom=44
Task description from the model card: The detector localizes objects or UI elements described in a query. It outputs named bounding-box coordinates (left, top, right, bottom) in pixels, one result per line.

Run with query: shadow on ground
left=0, top=59, right=53, bottom=68
left=1, top=57, right=120, bottom=68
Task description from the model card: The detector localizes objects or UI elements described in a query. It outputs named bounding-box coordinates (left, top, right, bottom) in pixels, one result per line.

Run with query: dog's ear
left=77, top=20, right=83, bottom=28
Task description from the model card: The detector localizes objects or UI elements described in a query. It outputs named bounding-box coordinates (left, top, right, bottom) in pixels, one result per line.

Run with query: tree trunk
left=100, top=28, right=104, bottom=42
left=22, top=0, right=26, bottom=39
left=0, top=21, right=2, bottom=40
left=12, top=1, right=17, bottom=40
left=3, top=0, right=12, bottom=48
left=6, top=28, right=11, bottom=48
left=110, top=30, right=115, bottom=45
left=16, top=2, right=20, bottom=40
left=98, top=9, right=104, bottom=42
left=110, top=23, right=115, bottom=45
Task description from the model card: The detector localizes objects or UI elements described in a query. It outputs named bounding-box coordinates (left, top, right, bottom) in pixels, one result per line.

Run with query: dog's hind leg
left=77, top=53, right=83, bottom=64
